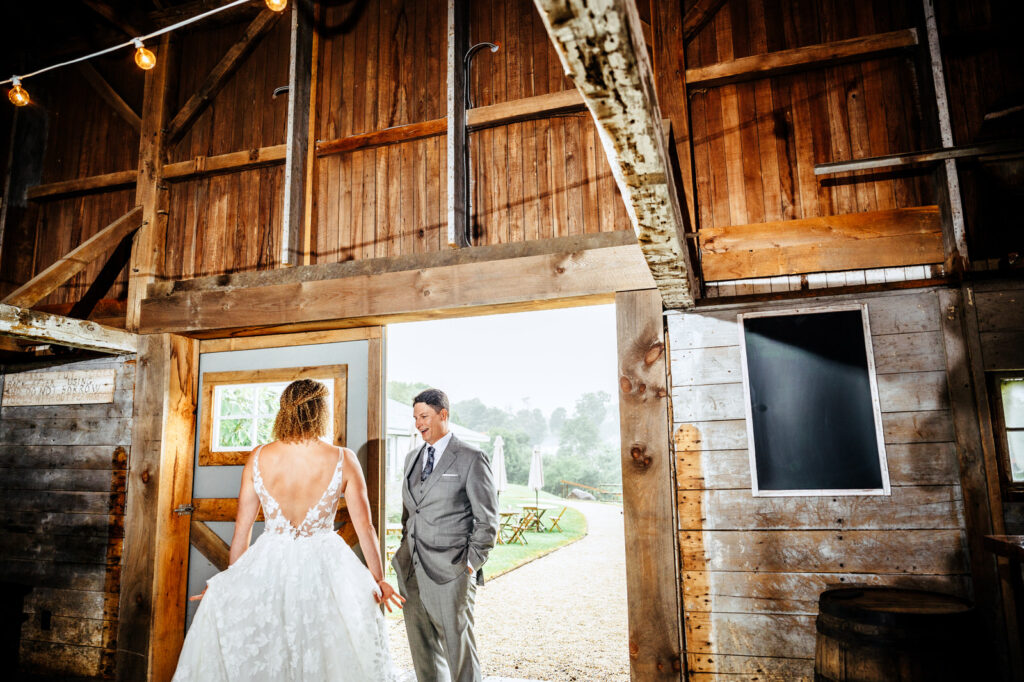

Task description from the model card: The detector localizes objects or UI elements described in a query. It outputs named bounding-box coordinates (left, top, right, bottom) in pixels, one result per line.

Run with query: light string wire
left=2, top=0, right=253, bottom=86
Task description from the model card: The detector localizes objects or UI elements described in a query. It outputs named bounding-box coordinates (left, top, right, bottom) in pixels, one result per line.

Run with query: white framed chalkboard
left=738, top=304, right=890, bottom=497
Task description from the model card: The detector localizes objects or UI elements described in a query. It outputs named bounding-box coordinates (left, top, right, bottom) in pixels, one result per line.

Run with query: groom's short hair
left=413, top=388, right=449, bottom=414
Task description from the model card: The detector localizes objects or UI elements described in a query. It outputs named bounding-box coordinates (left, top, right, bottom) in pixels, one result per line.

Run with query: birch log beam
left=533, top=0, right=697, bottom=308
left=0, top=304, right=138, bottom=354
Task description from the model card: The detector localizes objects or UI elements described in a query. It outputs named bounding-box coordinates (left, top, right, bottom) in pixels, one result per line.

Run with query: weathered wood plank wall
left=0, top=356, right=133, bottom=679
left=163, top=18, right=291, bottom=281
left=668, top=288, right=970, bottom=680
left=0, top=63, right=140, bottom=306
left=686, top=0, right=932, bottom=231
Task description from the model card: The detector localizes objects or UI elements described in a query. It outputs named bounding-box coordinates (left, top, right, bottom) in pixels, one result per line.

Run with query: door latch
left=174, top=504, right=195, bottom=516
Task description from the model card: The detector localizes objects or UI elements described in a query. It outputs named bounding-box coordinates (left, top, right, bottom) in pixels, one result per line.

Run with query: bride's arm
left=342, top=449, right=404, bottom=611
left=229, top=449, right=261, bottom=566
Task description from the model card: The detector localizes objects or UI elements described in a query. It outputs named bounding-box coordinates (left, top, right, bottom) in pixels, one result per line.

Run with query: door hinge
left=174, top=504, right=195, bottom=516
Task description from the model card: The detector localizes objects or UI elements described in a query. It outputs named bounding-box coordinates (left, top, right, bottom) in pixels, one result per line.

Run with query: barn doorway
left=382, top=305, right=630, bottom=681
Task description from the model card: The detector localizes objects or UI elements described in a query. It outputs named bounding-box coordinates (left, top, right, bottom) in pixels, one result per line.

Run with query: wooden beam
left=685, top=29, right=919, bottom=87
left=117, top=334, right=197, bottom=682
left=191, top=497, right=348, bottom=523
left=467, top=89, right=585, bottom=130
left=189, top=519, right=229, bottom=572
left=82, top=0, right=146, bottom=38
left=698, top=206, right=944, bottom=281
left=616, top=289, right=683, bottom=680
left=815, top=139, right=1024, bottom=176
left=139, top=239, right=655, bottom=335
left=316, top=90, right=587, bottom=159
left=0, top=303, right=138, bottom=354
left=534, top=0, right=697, bottom=308
left=281, top=2, right=315, bottom=266
left=26, top=170, right=137, bottom=201
left=162, top=143, right=287, bottom=181
left=127, top=35, right=172, bottom=333
left=447, top=0, right=470, bottom=248
left=2, top=206, right=143, bottom=308
left=155, top=230, right=637, bottom=295
left=682, top=0, right=727, bottom=42
left=67, top=231, right=135, bottom=321
left=921, top=0, right=968, bottom=272
left=164, top=10, right=281, bottom=145
left=148, top=0, right=258, bottom=31
left=76, top=63, right=142, bottom=134
left=938, top=288, right=1012, bottom=677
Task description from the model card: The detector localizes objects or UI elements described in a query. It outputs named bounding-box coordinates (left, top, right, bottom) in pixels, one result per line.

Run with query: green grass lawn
left=384, top=483, right=586, bottom=582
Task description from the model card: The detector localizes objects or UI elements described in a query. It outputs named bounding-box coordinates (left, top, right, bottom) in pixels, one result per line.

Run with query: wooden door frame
left=126, top=292, right=682, bottom=681
left=124, top=327, right=384, bottom=682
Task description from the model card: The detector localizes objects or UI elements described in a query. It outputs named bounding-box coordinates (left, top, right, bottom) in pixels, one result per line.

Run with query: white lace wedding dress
left=172, top=445, right=398, bottom=681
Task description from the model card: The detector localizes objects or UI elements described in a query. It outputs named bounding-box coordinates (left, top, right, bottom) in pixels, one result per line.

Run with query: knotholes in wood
left=619, top=376, right=632, bottom=393
left=629, top=443, right=652, bottom=469
left=644, top=341, right=664, bottom=366
left=140, top=470, right=150, bottom=484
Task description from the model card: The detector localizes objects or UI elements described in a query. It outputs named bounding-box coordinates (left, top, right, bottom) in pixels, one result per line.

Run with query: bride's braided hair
left=272, top=379, right=330, bottom=443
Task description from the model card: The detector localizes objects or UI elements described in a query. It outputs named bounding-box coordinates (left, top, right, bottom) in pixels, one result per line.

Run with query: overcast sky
left=386, top=304, right=619, bottom=417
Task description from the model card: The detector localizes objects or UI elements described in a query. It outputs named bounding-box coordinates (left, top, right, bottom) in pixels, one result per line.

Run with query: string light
left=2, top=0, right=252, bottom=106
left=7, top=77, right=29, bottom=106
left=132, top=39, right=156, bottom=70
left=265, top=0, right=288, bottom=11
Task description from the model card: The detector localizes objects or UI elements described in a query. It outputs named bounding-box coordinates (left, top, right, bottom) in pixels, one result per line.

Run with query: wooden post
left=533, top=0, right=697, bottom=308
left=116, top=334, right=198, bottom=682
left=938, top=287, right=1014, bottom=679
left=446, top=0, right=469, bottom=248
left=281, top=2, right=314, bottom=266
left=920, top=0, right=968, bottom=273
left=616, top=289, right=683, bottom=680
left=126, top=35, right=172, bottom=332
left=367, top=331, right=385, bottom=562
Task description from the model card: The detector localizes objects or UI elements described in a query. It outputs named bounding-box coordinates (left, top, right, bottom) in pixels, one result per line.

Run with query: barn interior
left=0, top=0, right=1022, bottom=680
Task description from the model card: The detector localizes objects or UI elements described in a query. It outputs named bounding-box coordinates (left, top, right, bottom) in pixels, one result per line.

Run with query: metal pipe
left=462, top=42, right=498, bottom=245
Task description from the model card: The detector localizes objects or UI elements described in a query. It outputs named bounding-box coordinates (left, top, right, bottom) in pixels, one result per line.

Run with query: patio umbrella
left=491, top=435, right=508, bottom=503
left=527, top=446, right=544, bottom=509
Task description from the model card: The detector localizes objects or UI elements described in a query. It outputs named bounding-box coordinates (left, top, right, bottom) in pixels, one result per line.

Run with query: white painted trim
left=737, top=303, right=891, bottom=497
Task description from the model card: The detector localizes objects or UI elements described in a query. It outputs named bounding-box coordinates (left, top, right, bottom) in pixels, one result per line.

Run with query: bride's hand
left=375, top=579, right=405, bottom=613
left=188, top=586, right=208, bottom=602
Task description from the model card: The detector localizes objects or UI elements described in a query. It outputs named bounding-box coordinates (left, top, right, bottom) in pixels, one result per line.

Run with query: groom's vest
left=407, top=446, right=430, bottom=503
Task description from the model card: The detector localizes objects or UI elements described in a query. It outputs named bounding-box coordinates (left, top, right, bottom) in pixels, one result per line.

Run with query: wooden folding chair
left=507, top=514, right=529, bottom=545
left=547, top=506, right=568, bottom=532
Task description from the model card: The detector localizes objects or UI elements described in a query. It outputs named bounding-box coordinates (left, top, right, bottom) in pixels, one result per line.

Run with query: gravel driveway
left=388, top=500, right=629, bottom=681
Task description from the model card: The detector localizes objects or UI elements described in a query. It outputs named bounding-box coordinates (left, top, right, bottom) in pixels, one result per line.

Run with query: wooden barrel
left=814, top=587, right=974, bottom=682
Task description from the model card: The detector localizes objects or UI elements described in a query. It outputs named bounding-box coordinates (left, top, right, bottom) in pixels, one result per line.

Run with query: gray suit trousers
left=400, top=564, right=479, bottom=682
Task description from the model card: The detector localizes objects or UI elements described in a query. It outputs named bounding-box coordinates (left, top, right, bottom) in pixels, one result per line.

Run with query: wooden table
left=519, top=504, right=556, bottom=533
left=498, top=510, right=525, bottom=545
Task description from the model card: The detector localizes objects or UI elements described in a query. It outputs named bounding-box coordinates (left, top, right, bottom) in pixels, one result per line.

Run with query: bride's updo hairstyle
left=272, top=379, right=330, bottom=443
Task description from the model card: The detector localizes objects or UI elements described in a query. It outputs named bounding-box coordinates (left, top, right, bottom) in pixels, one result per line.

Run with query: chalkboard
left=739, top=306, right=889, bottom=495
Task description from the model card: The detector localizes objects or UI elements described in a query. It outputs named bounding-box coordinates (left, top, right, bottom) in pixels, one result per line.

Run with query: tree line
left=389, top=382, right=621, bottom=495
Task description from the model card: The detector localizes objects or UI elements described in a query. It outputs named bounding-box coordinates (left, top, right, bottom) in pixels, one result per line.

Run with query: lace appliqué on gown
left=172, top=445, right=398, bottom=682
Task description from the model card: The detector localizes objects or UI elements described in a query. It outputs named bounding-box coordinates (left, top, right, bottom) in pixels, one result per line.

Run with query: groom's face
left=414, top=402, right=449, bottom=445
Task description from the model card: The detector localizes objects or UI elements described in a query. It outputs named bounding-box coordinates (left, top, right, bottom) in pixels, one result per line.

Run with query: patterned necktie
left=421, top=445, right=435, bottom=482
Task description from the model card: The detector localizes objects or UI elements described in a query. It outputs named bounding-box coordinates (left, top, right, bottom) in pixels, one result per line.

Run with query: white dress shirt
left=420, top=431, right=474, bottom=574
left=421, top=431, right=453, bottom=476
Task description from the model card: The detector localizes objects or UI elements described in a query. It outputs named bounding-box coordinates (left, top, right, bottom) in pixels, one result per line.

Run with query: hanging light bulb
left=265, top=0, right=288, bottom=11
left=8, top=77, right=29, bottom=107
left=133, top=39, right=157, bottom=70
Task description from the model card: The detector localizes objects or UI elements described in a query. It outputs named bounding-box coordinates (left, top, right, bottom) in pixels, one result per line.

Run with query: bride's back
left=256, top=439, right=341, bottom=526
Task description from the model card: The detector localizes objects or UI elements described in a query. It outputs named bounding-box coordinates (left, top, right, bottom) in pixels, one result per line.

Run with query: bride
left=172, top=379, right=404, bottom=681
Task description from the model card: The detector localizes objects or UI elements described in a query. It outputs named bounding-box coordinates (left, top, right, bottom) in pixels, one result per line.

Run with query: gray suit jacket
left=392, top=435, right=499, bottom=586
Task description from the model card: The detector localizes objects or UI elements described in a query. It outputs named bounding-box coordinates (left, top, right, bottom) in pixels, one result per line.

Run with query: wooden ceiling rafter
left=1, top=206, right=144, bottom=309
left=682, top=0, right=728, bottom=42
left=81, top=0, right=147, bottom=39
left=533, top=0, right=697, bottom=309
left=164, top=8, right=282, bottom=145
left=76, top=62, right=143, bottom=134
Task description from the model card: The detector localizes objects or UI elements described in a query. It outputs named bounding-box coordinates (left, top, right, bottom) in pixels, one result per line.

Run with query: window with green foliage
left=211, top=381, right=333, bottom=451
left=994, top=375, right=1024, bottom=484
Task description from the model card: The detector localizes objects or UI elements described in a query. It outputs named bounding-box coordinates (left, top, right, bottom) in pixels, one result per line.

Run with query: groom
left=392, top=388, right=499, bottom=682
